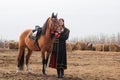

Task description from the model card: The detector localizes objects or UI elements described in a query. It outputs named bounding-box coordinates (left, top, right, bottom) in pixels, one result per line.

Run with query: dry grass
left=109, top=44, right=120, bottom=52
left=66, top=42, right=72, bottom=52
left=0, top=50, right=120, bottom=80
left=74, top=42, right=86, bottom=50
left=9, top=42, right=18, bottom=49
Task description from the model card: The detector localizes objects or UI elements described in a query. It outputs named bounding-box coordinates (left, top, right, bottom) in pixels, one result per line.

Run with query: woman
left=49, top=18, right=70, bottom=78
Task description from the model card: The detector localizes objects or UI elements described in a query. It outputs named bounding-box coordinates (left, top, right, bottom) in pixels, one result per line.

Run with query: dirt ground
left=0, top=49, right=120, bottom=80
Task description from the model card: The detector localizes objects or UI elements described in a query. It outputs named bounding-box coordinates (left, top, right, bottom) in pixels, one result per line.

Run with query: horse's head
left=48, top=13, right=59, bottom=33
left=42, top=13, right=63, bottom=38
left=46, top=13, right=62, bottom=38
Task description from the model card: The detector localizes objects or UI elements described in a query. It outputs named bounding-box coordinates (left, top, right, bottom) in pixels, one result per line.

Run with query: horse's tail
left=17, top=48, right=25, bottom=70
left=17, top=29, right=32, bottom=70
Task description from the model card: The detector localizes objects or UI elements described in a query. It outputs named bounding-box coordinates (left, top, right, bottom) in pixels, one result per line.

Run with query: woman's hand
left=55, top=32, right=60, bottom=38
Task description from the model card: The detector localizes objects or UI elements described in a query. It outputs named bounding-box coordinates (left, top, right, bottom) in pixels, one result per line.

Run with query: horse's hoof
left=26, top=69, right=35, bottom=74
left=27, top=71, right=34, bottom=74
left=15, top=71, right=19, bottom=74
left=15, top=67, right=23, bottom=75
left=15, top=70, right=22, bottom=75
left=17, top=67, right=23, bottom=71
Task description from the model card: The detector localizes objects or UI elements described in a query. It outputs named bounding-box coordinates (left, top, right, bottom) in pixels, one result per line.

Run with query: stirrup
left=34, top=43, right=38, bottom=48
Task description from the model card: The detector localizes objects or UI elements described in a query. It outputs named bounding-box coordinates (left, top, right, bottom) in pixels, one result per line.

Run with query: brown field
left=0, top=49, right=120, bottom=80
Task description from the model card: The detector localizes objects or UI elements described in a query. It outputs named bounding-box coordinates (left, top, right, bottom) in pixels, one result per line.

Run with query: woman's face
left=56, top=19, right=64, bottom=33
left=59, top=19, right=64, bottom=26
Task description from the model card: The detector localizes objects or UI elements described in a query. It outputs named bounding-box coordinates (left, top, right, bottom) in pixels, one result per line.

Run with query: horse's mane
left=41, top=18, right=49, bottom=35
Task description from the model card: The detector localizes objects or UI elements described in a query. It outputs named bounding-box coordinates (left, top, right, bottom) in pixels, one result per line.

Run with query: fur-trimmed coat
left=49, top=27, right=70, bottom=69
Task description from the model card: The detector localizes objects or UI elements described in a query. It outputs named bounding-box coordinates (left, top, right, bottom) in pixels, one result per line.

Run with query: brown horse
left=17, top=13, right=60, bottom=75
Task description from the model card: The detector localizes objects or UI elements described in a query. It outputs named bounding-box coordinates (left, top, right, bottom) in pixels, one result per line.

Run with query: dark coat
left=49, top=27, right=70, bottom=69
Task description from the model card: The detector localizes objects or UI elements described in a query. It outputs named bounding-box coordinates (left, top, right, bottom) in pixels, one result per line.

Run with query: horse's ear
left=55, top=13, right=58, bottom=18
left=52, top=12, right=54, bottom=18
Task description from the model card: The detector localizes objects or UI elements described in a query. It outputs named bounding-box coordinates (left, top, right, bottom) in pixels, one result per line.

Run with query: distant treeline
left=67, top=33, right=120, bottom=52
left=70, top=33, right=120, bottom=46
left=0, top=33, right=120, bottom=52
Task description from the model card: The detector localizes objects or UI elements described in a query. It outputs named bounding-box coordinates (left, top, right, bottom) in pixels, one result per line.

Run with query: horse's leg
left=46, top=51, right=51, bottom=66
left=26, top=48, right=32, bottom=73
left=17, top=47, right=25, bottom=73
left=41, top=50, right=47, bottom=75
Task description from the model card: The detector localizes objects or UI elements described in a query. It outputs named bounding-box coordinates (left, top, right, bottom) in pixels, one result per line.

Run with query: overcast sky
left=0, top=0, right=120, bottom=41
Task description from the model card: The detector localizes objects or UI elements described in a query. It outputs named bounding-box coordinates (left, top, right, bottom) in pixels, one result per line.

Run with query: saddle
left=29, top=32, right=37, bottom=40
left=29, top=28, right=42, bottom=48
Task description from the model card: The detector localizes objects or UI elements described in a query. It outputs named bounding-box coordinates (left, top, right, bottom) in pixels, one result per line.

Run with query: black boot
left=61, top=68, right=64, bottom=78
left=57, top=68, right=61, bottom=78
left=34, top=38, right=38, bottom=48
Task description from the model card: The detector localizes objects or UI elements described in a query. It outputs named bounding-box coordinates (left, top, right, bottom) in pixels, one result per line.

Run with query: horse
left=17, top=13, right=61, bottom=75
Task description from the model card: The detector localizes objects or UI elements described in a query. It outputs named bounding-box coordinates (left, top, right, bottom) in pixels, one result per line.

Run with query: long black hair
left=59, top=18, right=65, bottom=28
